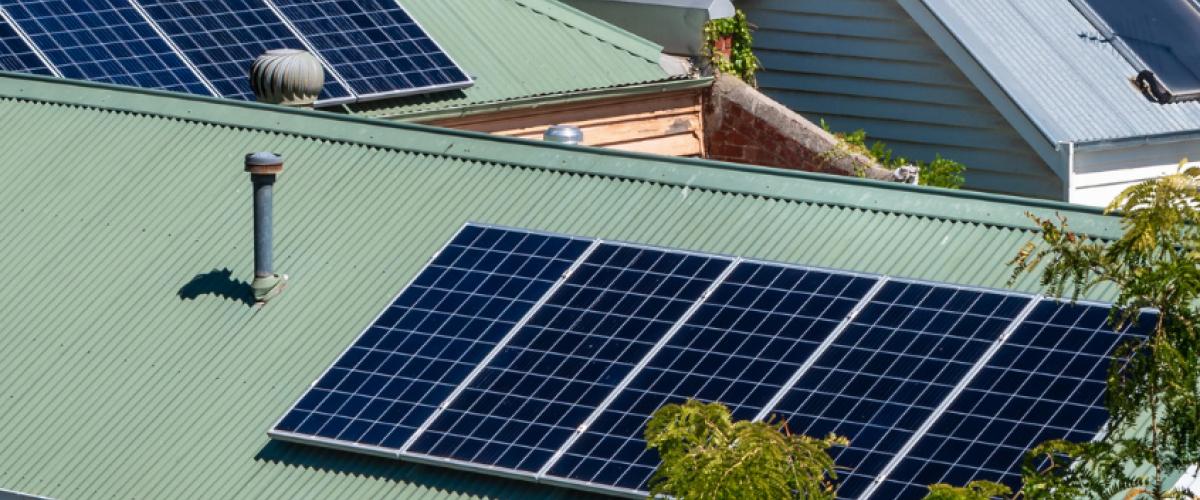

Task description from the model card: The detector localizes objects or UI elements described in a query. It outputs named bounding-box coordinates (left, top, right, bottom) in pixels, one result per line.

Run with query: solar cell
left=868, top=300, right=1153, bottom=499
left=271, top=0, right=471, bottom=98
left=271, top=224, right=592, bottom=453
left=136, top=0, right=351, bottom=101
left=1074, top=0, right=1200, bottom=101
left=767, top=281, right=1032, bottom=499
left=405, top=244, right=732, bottom=473
left=0, top=0, right=210, bottom=94
left=545, top=262, right=878, bottom=492
left=0, top=15, right=51, bottom=75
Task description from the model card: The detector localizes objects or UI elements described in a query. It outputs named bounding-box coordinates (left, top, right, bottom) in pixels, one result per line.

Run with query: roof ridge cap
left=512, top=0, right=665, bottom=64
left=0, top=72, right=1120, bottom=239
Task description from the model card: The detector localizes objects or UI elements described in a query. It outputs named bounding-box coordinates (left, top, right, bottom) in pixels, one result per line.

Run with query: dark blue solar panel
left=0, top=16, right=51, bottom=75
left=0, top=0, right=209, bottom=94
left=273, top=0, right=470, bottom=97
left=1076, top=0, right=1200, bottom=101
left=769, top=281, right=1031, bottom=499
left=407, top=245, right=731, bottom=472
left=272, top=225, right=591, bottom=451
left=137, top=0, right=350, bottom=101
left=547, top=263, right=878, bottom=492
left=869, top=301, right=1153, bottom=499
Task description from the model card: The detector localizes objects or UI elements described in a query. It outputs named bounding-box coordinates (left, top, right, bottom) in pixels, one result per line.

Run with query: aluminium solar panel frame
left=259, top=0, right=358, bottom=103
left=0, top=7, right=59, bottom=78
left=751, top=274, right=890, bottom=423
left=268, top=223, right=1136, bottom=499
left=125, top=0, right=221, bottom=98
left=292, top=0, right=475, bottom=107
left=534, top=257, right=743, bottom=477
left=857, top=296, right=1157, bottom=499
left=396, top=237, right=738, bottom=492
left=0, top=0, right=472, bottom=106
left=855, top=294, right=1043, bottom=499
left=267, top=221, right=595, bottom=458
left=1066, top=0, right=1200, bottom=103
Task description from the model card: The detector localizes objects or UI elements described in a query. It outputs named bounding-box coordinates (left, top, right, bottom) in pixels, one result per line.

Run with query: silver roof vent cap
left=543, top=124, right=584, bottom=145
left=250, top=49, right=324, bottom=108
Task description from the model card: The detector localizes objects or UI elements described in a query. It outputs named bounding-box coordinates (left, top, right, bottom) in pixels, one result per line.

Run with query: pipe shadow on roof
left=178, top=268, right=255, bottom=307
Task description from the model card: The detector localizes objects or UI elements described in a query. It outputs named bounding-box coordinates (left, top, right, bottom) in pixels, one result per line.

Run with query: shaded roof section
left=342, top=0, right=677, bottom=119
left=0, top=71, right=1126, bottom=499
left=912, top=0, right=1200, bottom=144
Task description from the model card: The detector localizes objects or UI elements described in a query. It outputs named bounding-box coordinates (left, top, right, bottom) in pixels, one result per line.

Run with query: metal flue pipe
left=245, top=152, right=287, bottom=303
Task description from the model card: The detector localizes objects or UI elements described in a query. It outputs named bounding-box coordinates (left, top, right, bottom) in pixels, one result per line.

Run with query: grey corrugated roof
left=918, top=0, right=1200, bottom=144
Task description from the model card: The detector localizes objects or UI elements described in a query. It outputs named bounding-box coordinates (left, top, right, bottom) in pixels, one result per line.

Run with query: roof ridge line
left=0, top=71, right=1120, bottom=239
left=511, top=0, right=665, bottom=64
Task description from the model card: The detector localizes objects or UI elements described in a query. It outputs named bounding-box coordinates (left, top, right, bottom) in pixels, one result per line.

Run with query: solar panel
left=545, top=262, right=879, bottom=492
left=1073, top=0, right=1200, bottom=102
left=767, top=280, right=1032, bottom=498
left=405, top=244, right=733, bottom=473
left=269, top=225, right=1152, bottom=498
left=0, top=15, right=51, bottom=75
left=867, top=300, right=1153, bottom=499
left=271, top=0, right=471, bottom=99
left=270, top=224, right=592, bottom=453
left=0, top=0, right=211, bottom=94
left=136, top=0, right=350, bottom=101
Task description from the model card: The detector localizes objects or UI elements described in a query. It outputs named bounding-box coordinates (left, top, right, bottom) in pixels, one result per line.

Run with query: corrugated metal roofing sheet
left=343, top=0, right=676, bottom=119
left=0, top=72, right=1127, bottom=499
left=918, top=0, right=1200, bottom=144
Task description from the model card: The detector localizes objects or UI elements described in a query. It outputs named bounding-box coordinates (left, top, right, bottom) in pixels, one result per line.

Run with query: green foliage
left=1005, top=163, right=1200, bottom=499
left=645, top=399, right=846, bottom=499
left=924, top=481, right=1011, bottom=500
left=703, top=10, right=760, bottom=85
left=819, top=119, right=966, bottom=189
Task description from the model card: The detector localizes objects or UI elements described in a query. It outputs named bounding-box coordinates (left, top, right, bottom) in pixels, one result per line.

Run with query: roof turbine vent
left=250, top=49, right=324, bottom=108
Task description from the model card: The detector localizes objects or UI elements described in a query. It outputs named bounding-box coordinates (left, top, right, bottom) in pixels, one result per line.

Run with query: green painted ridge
left=513, top=0, right=665, bottom=62
left=372, top=77, right=711, bottom=122
left=0, top=71, right=1121, bottom=239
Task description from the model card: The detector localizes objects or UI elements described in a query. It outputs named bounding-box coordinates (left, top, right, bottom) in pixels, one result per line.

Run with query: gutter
left=360, top=77, right=712, bottom=122
left=1073, top=128, right=1200, bottom=152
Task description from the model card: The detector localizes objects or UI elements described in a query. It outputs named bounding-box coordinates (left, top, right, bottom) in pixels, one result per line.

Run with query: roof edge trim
left=0, top=71, right=1120, bottom=239
left=513, top=0, right=664, bottom=63
left=383, top=77, right=709, bottom=122
left=899, top=0, right=1068, bottom=178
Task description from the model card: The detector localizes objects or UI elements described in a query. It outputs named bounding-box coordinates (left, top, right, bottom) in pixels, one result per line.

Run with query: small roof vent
left=543, top=125, right=584, bottom=145
left=249, top=49, right=324, bottom=107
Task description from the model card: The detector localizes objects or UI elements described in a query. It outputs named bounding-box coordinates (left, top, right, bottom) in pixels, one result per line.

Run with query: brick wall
left=703, top=74, right=894, bottom=180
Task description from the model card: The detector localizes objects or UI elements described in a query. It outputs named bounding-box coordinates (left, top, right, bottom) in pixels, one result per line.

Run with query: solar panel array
left=271, top=224, right=1151, bottom=499
left=1072, top=0, right=1200, bottom=103
left=0, top=0, right=470, bottom=105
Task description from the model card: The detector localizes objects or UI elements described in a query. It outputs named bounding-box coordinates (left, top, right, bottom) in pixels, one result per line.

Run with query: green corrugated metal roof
left=342, top=0, right=677, bottom=120
left=0, top=72, right=1128, bottom=499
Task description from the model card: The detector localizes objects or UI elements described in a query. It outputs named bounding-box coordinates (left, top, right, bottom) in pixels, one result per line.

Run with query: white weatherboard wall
left=739, top=0, right=1063, bottom=199
left=1071, top=140, right=1200, bottom=207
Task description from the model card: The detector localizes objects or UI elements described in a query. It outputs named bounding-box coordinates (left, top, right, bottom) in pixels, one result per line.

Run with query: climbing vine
left=704, top=10, right=760, bottom=85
